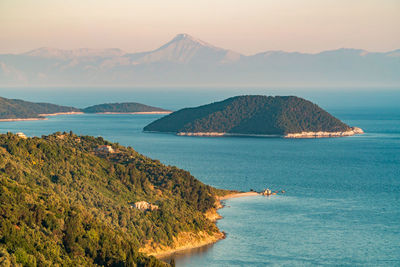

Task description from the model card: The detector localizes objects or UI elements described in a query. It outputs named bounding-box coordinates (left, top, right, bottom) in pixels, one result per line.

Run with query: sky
left=0, top=0, right=399, bottom=55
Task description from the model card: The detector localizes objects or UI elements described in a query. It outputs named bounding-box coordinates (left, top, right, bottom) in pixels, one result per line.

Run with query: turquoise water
left=0, top=103, right=399, bottom=266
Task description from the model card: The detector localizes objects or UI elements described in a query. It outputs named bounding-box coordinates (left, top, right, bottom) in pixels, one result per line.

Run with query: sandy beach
left=144, top=191, right=260, bottom=258
left=38, top=112, right=84, bottom=116
left=218, top=191, right=260, bottom=200
left=0, top=112, right=83, bottom=122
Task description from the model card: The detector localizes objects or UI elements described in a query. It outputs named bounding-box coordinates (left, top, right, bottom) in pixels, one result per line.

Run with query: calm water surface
left=0, top=106, right=399, bottom=266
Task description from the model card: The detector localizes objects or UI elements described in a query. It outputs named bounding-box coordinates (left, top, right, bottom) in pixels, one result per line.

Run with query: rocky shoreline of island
left=284, top=127, right=364, bottom=138
left=175, top=127, right=364, bottom=138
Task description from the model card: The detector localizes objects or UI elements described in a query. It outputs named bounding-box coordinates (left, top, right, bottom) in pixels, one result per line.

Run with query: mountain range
left=1, top=33, right=399, bottom=86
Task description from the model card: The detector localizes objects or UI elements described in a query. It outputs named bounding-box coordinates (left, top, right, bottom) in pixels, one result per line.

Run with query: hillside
left=0, top=132, right=228, bottom=266
left=0, top=34, right=399, bottom=87
left=144, top=95, right=361, bottom=137
left=83, top=102, right=171, bottom=114
left=0, top=97, right=80, bottom=120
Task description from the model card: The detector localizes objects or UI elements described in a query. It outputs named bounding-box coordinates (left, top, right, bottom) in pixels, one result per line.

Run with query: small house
left=96, top=145, right=115, bottom=153
left=131, top=201, right=159, bottom=211
left=16, top=132, right=27, bottom=139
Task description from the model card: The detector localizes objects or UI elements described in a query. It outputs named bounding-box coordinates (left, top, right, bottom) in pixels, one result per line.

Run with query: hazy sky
left=1, top=0, right=399, bottom=55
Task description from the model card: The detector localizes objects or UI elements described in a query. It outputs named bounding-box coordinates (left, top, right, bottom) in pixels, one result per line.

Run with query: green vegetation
left=144, top=95, right=350, bottom=135
left=0, top=96, right=171, bottom=120
left=82, top=103, right=170, bottom=113
left=0, top=97, right=80, bottom=120
left=0, top=132, right=227, bottom=266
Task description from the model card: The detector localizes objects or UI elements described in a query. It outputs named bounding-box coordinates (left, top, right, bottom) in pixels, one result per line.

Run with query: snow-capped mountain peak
left=134, top=34, right=241, bottom=64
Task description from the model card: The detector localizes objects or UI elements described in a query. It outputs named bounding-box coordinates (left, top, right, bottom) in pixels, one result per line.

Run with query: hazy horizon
left=1, top=1, right=399, bottom=87
left=1, top=0, right=399, bottom=55
left=1, top=33, right=400, bottom=56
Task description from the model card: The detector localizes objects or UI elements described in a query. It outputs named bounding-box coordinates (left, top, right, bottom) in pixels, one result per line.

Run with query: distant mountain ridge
left=0, top=33, right=399, bottom=86
left=144, top=95, right=363, bottom=138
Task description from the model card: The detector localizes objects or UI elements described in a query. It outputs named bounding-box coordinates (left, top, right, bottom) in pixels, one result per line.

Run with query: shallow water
left=0, top=104, right=399, bottom=266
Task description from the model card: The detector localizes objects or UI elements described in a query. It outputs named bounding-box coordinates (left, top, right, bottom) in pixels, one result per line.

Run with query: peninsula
left=144, top=95, right=364, bottom=138
left=0, top=97, right=171, bottom=121
left=0, top=96, right=81, bottom=121
left=0, top=132, right=234, bottom=266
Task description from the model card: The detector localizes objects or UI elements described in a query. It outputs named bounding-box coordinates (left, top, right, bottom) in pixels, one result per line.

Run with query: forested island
left=0, top=97, right=81, bottom=121
left=0, top=96, right=170, bottom=121
left=144, top=95, right=363, bottom=138
left=82, top=103, right=171, bottom=114
left=0, top=132, right=230, bottom=266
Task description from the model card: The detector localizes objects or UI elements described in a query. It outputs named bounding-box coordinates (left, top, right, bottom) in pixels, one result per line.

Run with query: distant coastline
left=38, top=111, right=84, bottom=116
left=0, top=112, right=83, bottom=122
left=0, top=96, right=171, bottom=122
left=0, top=118, right=48, bottom=122
left=0, top=111, right=171, bottom=123
left=94, top=111, right=172, bottom=115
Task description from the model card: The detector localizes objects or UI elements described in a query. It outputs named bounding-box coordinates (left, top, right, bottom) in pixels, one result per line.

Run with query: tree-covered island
left=144, top=95, right=363, bottom=138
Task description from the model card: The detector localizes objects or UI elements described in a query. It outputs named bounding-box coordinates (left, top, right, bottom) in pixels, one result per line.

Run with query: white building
left=16, top=132, right=27, bottom=139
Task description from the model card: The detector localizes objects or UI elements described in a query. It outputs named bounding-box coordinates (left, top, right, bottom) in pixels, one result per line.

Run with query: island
left=0, top=132, right=239, bottom=266
left=0, top=96, right=82, bottom=121
left=0, top=96, right=172, bottom=121
left=143, top=95, right=364, bottom=138
left=82, top=102, right=171, bottom=114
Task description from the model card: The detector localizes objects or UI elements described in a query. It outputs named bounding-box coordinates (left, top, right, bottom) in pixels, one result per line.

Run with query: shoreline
left=38, top=111, right=84, bottom=116
left=145, top=191, right=260, bottom=259
left=175, top=127, right=364, bottom=138
left=0, top=111, right=170, bottom=123
left=0, top=112, right=83, bottom=122
left=0, top=118, right=48, bottom=122
left=94, top=111, right=172, bottom=115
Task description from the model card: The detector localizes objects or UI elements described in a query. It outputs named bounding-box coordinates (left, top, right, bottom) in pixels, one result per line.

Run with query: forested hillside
left=144, top=95, right=350, bottom=135
left=0, top=132, right=226, bottom=266
left=0, top=97, right=80, bottom=120
left=83, top=103, right=170, bottom=113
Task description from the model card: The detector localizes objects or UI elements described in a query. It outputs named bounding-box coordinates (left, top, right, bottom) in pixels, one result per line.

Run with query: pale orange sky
left=1, top=0, right=399, bottom=55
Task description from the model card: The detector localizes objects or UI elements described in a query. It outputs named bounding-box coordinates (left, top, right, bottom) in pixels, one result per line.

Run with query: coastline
left=0, top=118, right=48, bottom=122
left=94, top=111, right=172, bottom=115
left=38, top=111, right=84, bottom=116
left=284, top=127, right=364, bottom=138
left=175, top=127, right=364, bottom=138
left=0, top=112, right=83, bottom=122
left=144, top=191, right=260, bottom=259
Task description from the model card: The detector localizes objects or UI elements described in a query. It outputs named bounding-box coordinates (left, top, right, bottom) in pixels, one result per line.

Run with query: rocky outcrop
left=177, top=132, right=225, bottom=136
left=284, top=127, right=364, bottom=138
left=176, top=127, right=364, bottom=138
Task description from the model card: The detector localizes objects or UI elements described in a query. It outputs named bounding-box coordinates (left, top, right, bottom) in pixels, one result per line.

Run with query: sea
left=0, top=88, right=399, bottom=266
